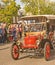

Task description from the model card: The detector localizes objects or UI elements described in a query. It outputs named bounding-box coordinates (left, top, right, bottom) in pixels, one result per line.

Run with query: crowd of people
left=0, top=23, right=7, bottom=43
left=0, top=22, right=22, bottom=44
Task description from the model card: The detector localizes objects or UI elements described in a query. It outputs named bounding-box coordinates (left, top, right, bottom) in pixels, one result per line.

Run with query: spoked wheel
left=44, top=42, right=51, bottom=61
left=11, top=43, right=19, bottom=60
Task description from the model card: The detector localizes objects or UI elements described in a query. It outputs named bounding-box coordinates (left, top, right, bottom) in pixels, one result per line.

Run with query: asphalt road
left=0, top=44, right=55, bottom=65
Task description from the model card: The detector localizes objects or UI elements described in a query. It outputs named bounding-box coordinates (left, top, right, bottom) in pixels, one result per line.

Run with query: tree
left=49, top=2, right=55, bottom=14
left=21, top=0, right=55, bottom=15
left=0, top=0, right=21, bottom=23
left=21, top=0, right=38, bottom=15
left=2, top=0, right=15, bottom=5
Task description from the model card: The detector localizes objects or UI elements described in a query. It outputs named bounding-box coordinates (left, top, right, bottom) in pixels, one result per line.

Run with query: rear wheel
left=44, top=42, right=51, bottom=61
left=11, top=43, right=19, bottom=60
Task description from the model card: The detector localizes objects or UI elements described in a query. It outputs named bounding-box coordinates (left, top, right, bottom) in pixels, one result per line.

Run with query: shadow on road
left=50, top=50, right=55, bottom=61
left=18, top=55, right=30, bottom=60
left=17, top=54, right=44, bottom=60
left=17, top=50, right=55, bottom=61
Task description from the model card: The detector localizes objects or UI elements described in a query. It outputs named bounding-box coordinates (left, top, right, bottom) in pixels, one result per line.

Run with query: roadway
left=0, top=43, right=55, bottom=65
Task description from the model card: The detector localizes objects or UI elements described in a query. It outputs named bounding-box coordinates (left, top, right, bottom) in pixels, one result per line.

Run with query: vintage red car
left=11, top=15, right=55, bottom=61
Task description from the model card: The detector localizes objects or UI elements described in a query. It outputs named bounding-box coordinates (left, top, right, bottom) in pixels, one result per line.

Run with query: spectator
left=0, top=25, right=3, bottom=43
left=16, top=24, right=19, bottom=40
left=18, top=23, right=22, bottom=39
left=12, top=24, right=16, bottom=41
left=3, top=23, right=7, bottom=42
left=1, top=23, right=5, bottom=43
left=8, top=24, right=13, bottom=42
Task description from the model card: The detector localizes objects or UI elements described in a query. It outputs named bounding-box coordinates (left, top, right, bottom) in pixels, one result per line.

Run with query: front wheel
left=44, top=42, right=51, bottom=61
left=11, top=43, right=19, bottom=60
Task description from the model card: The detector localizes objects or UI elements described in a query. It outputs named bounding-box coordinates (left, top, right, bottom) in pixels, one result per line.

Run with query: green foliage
left=21, top=0, right=55, bottom=15
left=0, top=1, right=21, bottom=23
left=2, top=0, right=9, bottom=5
left=17, top=5, right=21, bottom=10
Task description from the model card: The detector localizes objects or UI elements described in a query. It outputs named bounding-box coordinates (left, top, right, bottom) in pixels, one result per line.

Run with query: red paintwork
left=46, top=44, right=50, bottom=59
left=24, top=36, right=36, bottom=45
left=21, top=33, right=44, bottom=49
left=13, top=45, right=19, bottom=59
left=22, top=35, right=38, bottom=48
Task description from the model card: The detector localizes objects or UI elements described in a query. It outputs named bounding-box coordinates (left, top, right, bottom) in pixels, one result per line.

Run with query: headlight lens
left=36, top=40, right=40, bottom=46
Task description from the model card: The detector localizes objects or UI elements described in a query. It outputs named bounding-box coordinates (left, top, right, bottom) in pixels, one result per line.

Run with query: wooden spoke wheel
left=11, top=44, right=19, bottom=60
left=44, top=42, right=51, bottom=61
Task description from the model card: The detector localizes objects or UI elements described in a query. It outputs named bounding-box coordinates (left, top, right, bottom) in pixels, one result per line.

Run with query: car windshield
left=24, top=20, right=46, bottom=32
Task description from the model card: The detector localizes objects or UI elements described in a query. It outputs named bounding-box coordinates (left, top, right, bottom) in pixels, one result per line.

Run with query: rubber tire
left=44, top=42, right=51, bottom=61
left=11, top=43, right=19, bottom=60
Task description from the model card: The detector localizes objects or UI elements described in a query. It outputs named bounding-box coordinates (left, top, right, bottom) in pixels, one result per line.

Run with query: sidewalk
left=0, top=43, right=12, bottom=50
